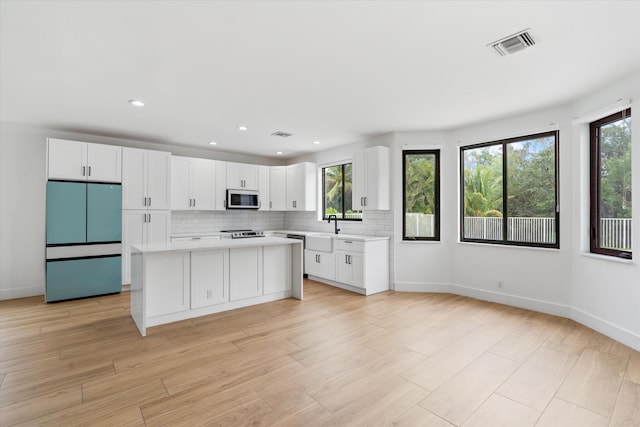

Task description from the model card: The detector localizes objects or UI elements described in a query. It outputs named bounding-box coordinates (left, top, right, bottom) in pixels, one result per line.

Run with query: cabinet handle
left=82, top=166, right=86, bottom=176
left=148, top=214, right=151, bottom=223
left=143, top=197, right=147, bottom=206
left=88, top=166, right=91, bottom=176
left=193, top=198, right=196, bottom=207
left=269, top=201, right=272, bottom=209
left=148, top=197, right=151, bottom=206
left=360, top=197, right=363, bottom=205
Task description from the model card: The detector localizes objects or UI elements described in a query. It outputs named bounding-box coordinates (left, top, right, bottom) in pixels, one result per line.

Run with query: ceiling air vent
left=271, top=131, right=293, bottom=138
left=489, top=29, right=538, bottom=56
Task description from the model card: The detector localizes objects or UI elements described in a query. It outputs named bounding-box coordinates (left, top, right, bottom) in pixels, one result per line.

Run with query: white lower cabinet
left=311, top=237, right=389, bottom=295
left=305, top=250, right=335, bottom=281
left=263, top=245, right=291, bottom=294
left=122, top=210, right=170, bottom=284
left=191, top=249, right=229, bottom=308
left=145, top=252, right=190, bottom=318
left=335, top=249, right=364, bottom=288
left=229, top=247, right=263, bottom=301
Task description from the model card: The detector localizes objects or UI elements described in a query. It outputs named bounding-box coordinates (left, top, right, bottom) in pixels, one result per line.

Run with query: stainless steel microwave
left=226, top=189, right=260, bottom=209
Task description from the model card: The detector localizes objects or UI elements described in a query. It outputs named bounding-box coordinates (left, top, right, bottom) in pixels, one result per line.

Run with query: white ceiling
left=1, top=1, right=639, bottom=159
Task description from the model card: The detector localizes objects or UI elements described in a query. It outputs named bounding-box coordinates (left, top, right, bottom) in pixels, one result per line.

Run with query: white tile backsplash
left=283, top=211, right=393, bottom=237
left=171, top=211, right=285, bottom=235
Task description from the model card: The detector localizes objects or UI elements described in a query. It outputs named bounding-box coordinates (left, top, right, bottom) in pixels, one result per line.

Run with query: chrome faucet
left=327, top=214, right=340, bottom=235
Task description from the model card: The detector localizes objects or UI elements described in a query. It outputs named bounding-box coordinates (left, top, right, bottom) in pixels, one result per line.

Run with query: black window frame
left=321, top=162, right=361, bottom=221
left=459, top=130, right=560, bottom=249
left=402, top=149, right=441, bottom=241
left=589, top=108, right=632, bottom=259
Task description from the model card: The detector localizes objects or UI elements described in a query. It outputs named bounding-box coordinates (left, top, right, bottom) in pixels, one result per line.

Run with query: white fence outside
left=600, top=218, right=632, bottom=250
left=407, top=214, right=632, bottom=249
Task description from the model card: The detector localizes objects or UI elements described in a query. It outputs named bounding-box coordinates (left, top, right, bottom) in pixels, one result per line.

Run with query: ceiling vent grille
left=271, top=131, right=293, bottom=138
left=489, top=29, right=538, bottom=56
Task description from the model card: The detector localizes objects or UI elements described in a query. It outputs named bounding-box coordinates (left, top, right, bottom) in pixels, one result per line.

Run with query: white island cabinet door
left=191, top=249, right=229, bottom=308
left=263, top=245, right=291, bottom=294
left=229, top=247, right=263, bottom=301
left=146, top=252, right=190, bottom=318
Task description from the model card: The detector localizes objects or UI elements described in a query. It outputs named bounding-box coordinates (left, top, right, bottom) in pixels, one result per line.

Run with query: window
left=590, top=108, right=632, bottom=259
left=403, top=150, right=440, bottom=240
left=322, top=163, right=361, bottom=220
left=460, top=131, right=559, bottom=248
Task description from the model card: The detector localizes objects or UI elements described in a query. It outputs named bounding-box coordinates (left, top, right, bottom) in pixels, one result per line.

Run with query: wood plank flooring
left=1, top=280, right=639, bottom=426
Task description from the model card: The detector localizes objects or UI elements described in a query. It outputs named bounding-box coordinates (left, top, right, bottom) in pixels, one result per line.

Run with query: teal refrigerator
left=46, top=181, right=122, bottom=302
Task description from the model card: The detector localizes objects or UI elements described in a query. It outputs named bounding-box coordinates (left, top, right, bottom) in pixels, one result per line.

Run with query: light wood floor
left=1, top=280, right=639, bottom=426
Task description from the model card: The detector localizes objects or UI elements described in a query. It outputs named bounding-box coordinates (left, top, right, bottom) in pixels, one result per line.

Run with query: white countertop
left=169, top=230, right=390, bottom=242
left=268, top=230, right=389, bottom=241
left=133, top=236, right=302, bottom=254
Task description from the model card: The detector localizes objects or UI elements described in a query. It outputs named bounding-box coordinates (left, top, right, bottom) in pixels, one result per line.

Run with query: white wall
left=0, top=123, right=282, bottom=299
left=393, top=131, right=453, bottom=291
left=569, top=73, right=640, bottom=348
left=392, top=70, right=640, bottom=350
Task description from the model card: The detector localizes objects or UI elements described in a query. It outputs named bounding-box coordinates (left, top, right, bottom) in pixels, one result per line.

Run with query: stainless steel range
left=220, top=229, right=265, bottom=239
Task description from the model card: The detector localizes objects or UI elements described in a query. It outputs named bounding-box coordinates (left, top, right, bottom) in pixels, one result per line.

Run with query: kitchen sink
left=306, top=234, right=333, bottom=252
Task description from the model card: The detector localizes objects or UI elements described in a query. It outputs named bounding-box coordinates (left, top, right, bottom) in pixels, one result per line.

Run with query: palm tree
left=464, top=166, right=503, bottom=217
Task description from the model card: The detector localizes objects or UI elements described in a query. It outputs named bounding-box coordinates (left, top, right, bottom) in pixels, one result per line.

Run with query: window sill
left=400, top=239, right=441, bottom=244
left=456, top=240, right=560, bottom=253
left=579, top=252, right=634, bottom=265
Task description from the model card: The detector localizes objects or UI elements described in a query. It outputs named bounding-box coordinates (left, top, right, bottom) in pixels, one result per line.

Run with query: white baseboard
left=572, top=307, right=640, bottom=351
left=394, top=281, right=452, bottom=293
left=394, top=280, right=639, bottom=351
left=0, top=286, right=44, bottom=301
left=450, top=283, right=572, bottom=318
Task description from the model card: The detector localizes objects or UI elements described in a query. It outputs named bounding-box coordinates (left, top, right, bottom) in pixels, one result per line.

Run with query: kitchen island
left=130, top=237, right=303, bottom=336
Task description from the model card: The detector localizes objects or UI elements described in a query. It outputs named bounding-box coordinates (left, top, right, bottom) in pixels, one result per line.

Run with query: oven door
left=226, top=189, right=260, bottom=209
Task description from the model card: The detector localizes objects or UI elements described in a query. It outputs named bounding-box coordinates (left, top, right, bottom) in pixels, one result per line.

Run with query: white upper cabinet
left=48, top=138, right=121, bottom=183
left=214, top=160, right=227, bottom=211
left=170, top=156, right=216, bottom=210
left=226, top=162, right=258, bottom=190
left=286, top=162, right=316, bottom=211
left=269, top=166, right=287, bottom=211
left=122, top=148, right=170, bottom=210
left=352, top=146, right=390, bottom=211
left=258, top=165, right=269, bottom=211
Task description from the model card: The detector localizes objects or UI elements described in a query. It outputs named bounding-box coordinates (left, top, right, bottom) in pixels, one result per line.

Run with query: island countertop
left=132, top=236, right=300, bottom=254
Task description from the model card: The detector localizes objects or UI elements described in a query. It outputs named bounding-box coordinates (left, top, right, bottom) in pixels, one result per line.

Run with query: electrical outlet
left=206, top=289, right=213, bottom=299
left=497, top=281, right=504, bottom=289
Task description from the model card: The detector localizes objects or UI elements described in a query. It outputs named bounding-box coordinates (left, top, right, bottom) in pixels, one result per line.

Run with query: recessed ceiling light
left=209, top=141, right=217, bottom=145
left=238, top=126, right=248, bottom=131
left=313, top=140, right=320, bottom=145
left=128, top=99, right=145, bottom=107
left=276, top=151, right=283, bottom=155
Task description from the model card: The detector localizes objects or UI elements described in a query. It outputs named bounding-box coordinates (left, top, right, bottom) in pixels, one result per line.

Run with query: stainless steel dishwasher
left=286, top=233, right=307, bottom=278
